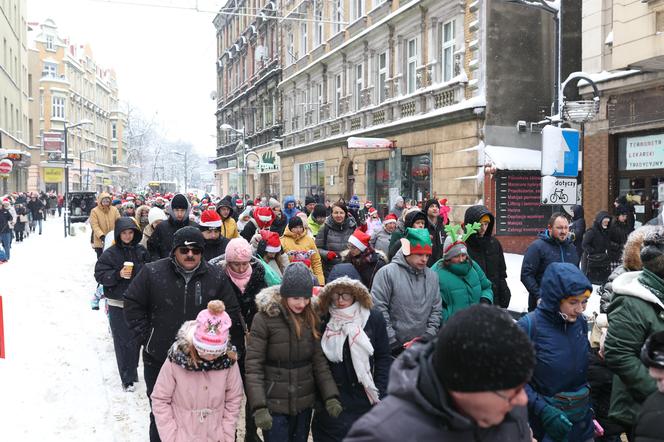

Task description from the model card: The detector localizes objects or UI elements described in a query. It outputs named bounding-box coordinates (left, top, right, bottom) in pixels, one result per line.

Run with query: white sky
left=27, top=0, right=223, bottom=157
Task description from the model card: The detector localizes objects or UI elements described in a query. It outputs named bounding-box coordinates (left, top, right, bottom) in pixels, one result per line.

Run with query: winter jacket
left=570, top=205, right=586, bottom=259
left=123, top=257, right=245, bottom=364
left=148, top=196, right=193, bottom=260
left=517, top=263, right=594, bottom=442
left=307, top=213, right=324, bottom=237
left=240, top=208, right=276, bottom=242
left=312, top=278, right=392, bottom=441
left=270, top=213, right=287, bottom=236
left=94, top=218, right=151, bottom=302
left=344, top=340, right=532, bottom=442
left=634, top=391, right=664, bottom=442
left=582, top=211, right=612, bottom=284
left=387, top=210, right=427, bottom=261
left=26, top=198, right=44, bottom=221
left=245, top=286, right=339, bottom=415
left=0, top=208, right=12, bottom=234
left=316, top=214, right=357, bottom=279
left=202, top=236, right=229, bottom=262
left=608, top=219, right=630, bottom=263
left=424, top=200, right=446, bottom=266
left=212, top=257, right=267, bottom=333
left=282, top=195, right=298, bottom=221
left=280, top=226, right=325, bottom=285
left=89, top=192, right=121, bottom=249
left=604, top=269, right=664, bottom=427
left=13, top=206, right=25, bottom=232
left=369, top=226, right=392, bottom=257
left=433, top=259, right=493, bottom=323
left=391, top=197, right=404, bottom=220
left=336, top=249, right=387, bottom=290
left=140, top=223, right=155, bottom=249
left=464, top=205, right=511, bottom=308
left=151, top=323, right=243, bottom=442
left=370, top=250, right=442, bottom=350
left=520, top=230, right=579, bottom=310
left=216, top=199, right=240, bottom=239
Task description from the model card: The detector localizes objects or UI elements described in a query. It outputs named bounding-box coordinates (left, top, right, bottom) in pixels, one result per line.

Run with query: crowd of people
left=0, top=191, right=62, bottom=261
left=82, top=189, right=663, bottom=442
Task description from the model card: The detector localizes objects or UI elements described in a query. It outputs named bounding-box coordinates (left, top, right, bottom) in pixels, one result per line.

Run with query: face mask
left=448, top=260, right=472, bottom=275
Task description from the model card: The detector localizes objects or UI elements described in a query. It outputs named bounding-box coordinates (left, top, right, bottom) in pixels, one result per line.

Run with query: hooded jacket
left=280, top=226, right=325, bottom=285
left=216, top=196, right=240, bottom=239
left=307, top=212, right=324, bottom=237
left=433, top=258, right=493, bottom=323
left=369, top=224, right=393, bottom=257
left=94, top=217, right=151, bottom=302
left=316, top=213, right=357, bottom=278
left=244, top=286, right=340, bottom=415
left=387, top=210, right=427, bottom=261
left=90, top=192, right=121, bottom=249
left=150, top=321, right=244, bottom=442
left=516, top=263, right=594, bottom=442
left=604, top=270, right=664, bottom=426
left=283, top=195, right=298, bottom=222
left=423, top=199, right=446, bottom=265
left=520, top=230, right=579, bottom=310
left=464, top=205, right=511, bottom=308
left=123, top=256, right=245, bottom=365
left=370, top=250, right=441, bottom=349
left=344, top=341, right=532, bottom=442
left=570, top=205, right=586, bottom=258
left=582, top=211, right=612, bottom=284
left=148, top=193, right=193, bottom=260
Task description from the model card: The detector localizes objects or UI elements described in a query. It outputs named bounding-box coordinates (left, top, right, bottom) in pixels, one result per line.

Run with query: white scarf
left=321, top=302, right=380, bottom=404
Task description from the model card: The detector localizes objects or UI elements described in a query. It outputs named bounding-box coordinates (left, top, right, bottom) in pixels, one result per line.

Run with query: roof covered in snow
left=485, top=144, right=583, bottom=171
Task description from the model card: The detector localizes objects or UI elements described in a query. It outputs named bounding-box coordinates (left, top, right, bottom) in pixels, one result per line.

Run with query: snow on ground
left=0, top=220, right=600, bottom=440
left=0, top=217, right=149, bottom=441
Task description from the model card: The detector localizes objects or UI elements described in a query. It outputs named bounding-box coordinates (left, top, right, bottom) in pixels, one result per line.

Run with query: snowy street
left=0, top=217, right=600, bottom=440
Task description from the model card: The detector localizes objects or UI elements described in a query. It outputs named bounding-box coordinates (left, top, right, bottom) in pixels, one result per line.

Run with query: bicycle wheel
left=549, top=193, right=558, bottom=203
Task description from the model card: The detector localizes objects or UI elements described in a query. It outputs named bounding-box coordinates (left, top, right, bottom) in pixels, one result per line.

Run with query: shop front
left=294, top=160, right=326, bottom=203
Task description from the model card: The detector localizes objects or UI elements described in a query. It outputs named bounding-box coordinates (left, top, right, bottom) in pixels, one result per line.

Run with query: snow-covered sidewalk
left=0, top=218, right=149, bottom=441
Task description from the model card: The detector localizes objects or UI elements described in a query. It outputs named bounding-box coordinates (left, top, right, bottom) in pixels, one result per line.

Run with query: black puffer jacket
left=316, top=214, right=357, bottom=278
left=634, top=392, right=664, bottom=442
left=423, top=200, right=446, bottom=266
left=147, top=194, right=193, bottom=260
left=464, top=205, right=511, bottom=308
left=123, top=257, right=244, bottom=364
left=202, top=236, right=229, bottom=262
left=608, top=219, right=630, bottom=263
left=582, top=211, right=612, bottom=284
left=94, top=217, right=151, bottom=301
left=570, top=205, right=586, bottom=258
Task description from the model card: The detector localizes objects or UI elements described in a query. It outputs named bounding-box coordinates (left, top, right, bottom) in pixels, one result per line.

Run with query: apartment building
left=213, top=0, right=282, bottom=198
left=0, top=0, right=32, bottom=193
left=27, top=19, right=129, bottom=193
left=581, top=0, right=664, bottom=225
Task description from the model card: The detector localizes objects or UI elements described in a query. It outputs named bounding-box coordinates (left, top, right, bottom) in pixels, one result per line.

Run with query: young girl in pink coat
left=151, top=300, right=243, bottom=442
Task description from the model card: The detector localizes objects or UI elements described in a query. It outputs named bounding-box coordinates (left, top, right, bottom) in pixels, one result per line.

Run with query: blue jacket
left=283, top=195, right=298, bottom=221
left=517, top=262, right=593, bottom=442
left=521, top=230, right=579, bottom=302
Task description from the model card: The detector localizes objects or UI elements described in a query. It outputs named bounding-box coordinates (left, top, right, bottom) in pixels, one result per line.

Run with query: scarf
left=321, top=302, right=379, bottom=404
left=226, top=264, right=252, bottom=293
left=168, top=344, right=236, bottom=372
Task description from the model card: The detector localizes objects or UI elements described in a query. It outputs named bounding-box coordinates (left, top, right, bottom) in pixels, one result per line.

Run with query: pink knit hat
left=225, top=237, right=253, bottom=262
left=193, top=300, right=232, bottom=357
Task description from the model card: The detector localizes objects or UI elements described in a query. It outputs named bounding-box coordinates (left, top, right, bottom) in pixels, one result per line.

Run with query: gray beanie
left=281, top=262, right=315, bottom=298
left=443, top=235, right=468, bottom=261
left=641, top=227, right=664, bottom=277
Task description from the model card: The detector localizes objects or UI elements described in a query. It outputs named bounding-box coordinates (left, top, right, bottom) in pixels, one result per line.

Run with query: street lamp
left=171, top=151, right=188, bottom=193
left=79, top=148, right=96, bottom=190
left=63, top=118, right=93, bottom=238
left=220, top=123, right=247, bottom=196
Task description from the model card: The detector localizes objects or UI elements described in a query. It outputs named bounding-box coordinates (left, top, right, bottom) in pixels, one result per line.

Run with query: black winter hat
left=433, top=305, right=535, bottom=392
left=281, top=262, right=315, bottom=298
left=641, top=227, right=664, bottom=277
left=312, top=204, right=327, bottom=219
left=305, top=195, right=316, bottom=206
left=218, top=196, right=233, bottom=209
left=288, top=215, right=304, bottom=231
left=615, top=205, right=629, bottom=216
left=171, top=226, right=205, bottom=252
left=171, top=194, right=189, bottom=210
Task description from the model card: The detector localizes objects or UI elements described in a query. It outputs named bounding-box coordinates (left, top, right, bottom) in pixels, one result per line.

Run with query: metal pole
left=242, top=127, right=246, bottom=198
left=184, top=152, right=188, bottom=193
left=79, top=150, right=83, bottom=189
left=86, top=167, right=90, bottom=191
left=63, top=125, right=69, bottom=238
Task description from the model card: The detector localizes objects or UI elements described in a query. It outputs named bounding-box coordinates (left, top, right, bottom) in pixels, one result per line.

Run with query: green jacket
left=307, top=213, right=323, bottom=237
left=433, top=259, right=493, bottom=323
left=604, top=269, right=664, bottom=426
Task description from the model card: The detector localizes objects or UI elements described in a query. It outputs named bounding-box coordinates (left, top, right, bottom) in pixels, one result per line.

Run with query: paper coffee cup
left=123, top=261, right=134, bottom=278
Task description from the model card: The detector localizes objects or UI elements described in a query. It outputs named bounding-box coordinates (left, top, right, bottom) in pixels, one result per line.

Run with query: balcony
left=281, top=79, right=466, bottom=150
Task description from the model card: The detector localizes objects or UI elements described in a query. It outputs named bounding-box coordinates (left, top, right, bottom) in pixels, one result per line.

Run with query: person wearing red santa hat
left=240, top=205, right=275, bottom=243
left=198, top=209, right=230, bottom=262
left=333, top=228, right=388, bottom=290
left=370, top=213, right=398, bottom=257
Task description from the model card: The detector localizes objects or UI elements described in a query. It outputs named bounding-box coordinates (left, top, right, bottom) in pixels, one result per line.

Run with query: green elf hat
left=400, top=227, right=433, bottom=256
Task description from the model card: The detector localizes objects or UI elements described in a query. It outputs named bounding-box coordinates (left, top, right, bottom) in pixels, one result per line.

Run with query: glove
left=540, top=405, right=572, bottom=442
left=326, top=251, right=337, bottom=261
left=253, top=408, right=272, bottom=430
left=325, top=398, right=343, bottom=418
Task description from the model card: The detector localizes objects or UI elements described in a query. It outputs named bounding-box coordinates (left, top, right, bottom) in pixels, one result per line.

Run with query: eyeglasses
left=491, top=386, right=525, bottom=404
left=200, top=227, right=220, bottom=233
left=177, top=246, right=202, bottom=256
left=331, top=293, right=354, bottom=302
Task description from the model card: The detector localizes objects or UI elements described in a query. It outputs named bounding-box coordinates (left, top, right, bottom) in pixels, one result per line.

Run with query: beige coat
left=89, top=192, right=120, bottom=249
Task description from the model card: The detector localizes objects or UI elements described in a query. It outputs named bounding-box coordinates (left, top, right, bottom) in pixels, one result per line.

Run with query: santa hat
left=348, top=228, right=371, bottom=252
left=365, top=200, right=373, bottom=207
left=384, top=213, right=398, bottom=224
left=254, top=206, right=275, bottom=229
left=199, top=209, right=222, bottom=228
left=236, top=198, right=244, bottom=206
left=368, top=207, right=377, bottom=215
left=260, top=230, right=282, bottom=253
left=192, top=300, right=232, bottom=357
left=400, top=228, right=433, bottom=256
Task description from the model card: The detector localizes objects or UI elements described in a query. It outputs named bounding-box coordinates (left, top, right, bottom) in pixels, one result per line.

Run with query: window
left=335, top=73, right=342, bottom=117
left=43, top=62, right=57, bottom=78
left=300, top=22, right=308, bottom=56
left=406, top=38, right=418, bottom=94
left=315, top=9, right=323, bottom=46
left=111, top=122, right=117, bottom=139
left=317, top=83, right=323, bottom=121
left=377, top=51, right=387, bottom=103
left=351, top=0, right=363, bottom=21
left=298, top=161, right=325, bottom=203
left=355, top=63, right=363, bottom=110
left=442, top=20, right=456, bottom=82
left=334, top=0, right=343, bottom=34
left=52, top=96, right=65, bottom=119
left=46, top=35, right=54, bottom=50
left=287, top=31, right=295, bottom=64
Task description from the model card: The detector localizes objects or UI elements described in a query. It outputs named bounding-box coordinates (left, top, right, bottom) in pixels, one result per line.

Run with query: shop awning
left=484, top=145, right=583, bottom=171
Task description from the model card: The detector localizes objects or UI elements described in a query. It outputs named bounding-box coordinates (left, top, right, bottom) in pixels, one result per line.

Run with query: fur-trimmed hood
left=255, top=285, right=286, bottom=318
left=623, top=226, right=659, bottom=271
left=170, top=320, right=197, bottom=355
left=315, top=276, right=372, bottom=315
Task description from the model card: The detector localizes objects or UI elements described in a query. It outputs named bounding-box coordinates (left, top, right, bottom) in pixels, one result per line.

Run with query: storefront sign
left=0, top=159, right=13, bottom=176
left=625, top=134, right=664, bottom=170
left=43, top=167, right=64, bottom=183
left=43, top=132, right=64, bottom=152
left=103, top=178, right=112, bottom=186
left=495, top=171, right=554, bottom=236
left=347, top=137, right=395, bottom=149
left=541, top=176, right=578, bottom=205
